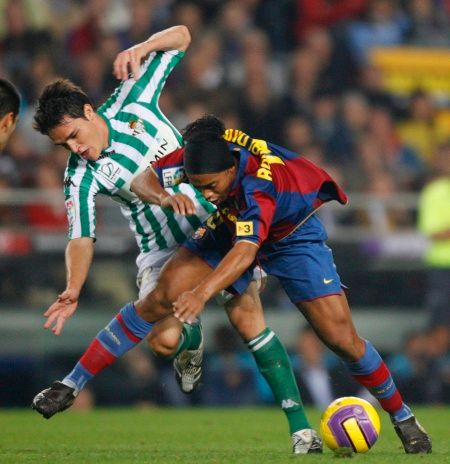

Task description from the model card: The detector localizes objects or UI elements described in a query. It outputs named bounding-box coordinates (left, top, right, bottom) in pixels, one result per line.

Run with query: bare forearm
left=194, top=242, right=258, bottom=302
left=142, top=25, right=191, bottom=54
left=131, top=169, right=169, bottom=205
left=65, top=237, right=94, bottom=292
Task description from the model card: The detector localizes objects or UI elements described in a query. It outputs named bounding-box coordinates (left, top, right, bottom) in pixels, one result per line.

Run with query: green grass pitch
left=0, top=407, right=448, bottom=463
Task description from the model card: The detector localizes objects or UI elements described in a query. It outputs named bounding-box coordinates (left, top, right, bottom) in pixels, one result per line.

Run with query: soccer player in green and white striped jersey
left=32, top=26, right=214, bottom=392
left=38, top=26, right=213, bottom=304
left=31, top=28, right=315, bottom=452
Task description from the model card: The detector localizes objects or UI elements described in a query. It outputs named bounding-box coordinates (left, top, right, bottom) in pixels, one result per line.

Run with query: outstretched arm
left=113, top=25, right=191, bottom=80
left=173, top=241, right=259, bottom=323
left=43, top=237, right=94, bottom=335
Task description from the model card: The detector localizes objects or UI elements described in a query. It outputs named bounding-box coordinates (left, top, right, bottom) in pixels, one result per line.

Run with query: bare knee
left=148, top=329, right=179, bottom=358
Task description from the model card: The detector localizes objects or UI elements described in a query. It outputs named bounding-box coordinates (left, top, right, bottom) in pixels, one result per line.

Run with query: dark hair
left=182, top=115, right=234, bottom=174
left=182, top=114, right=225, bottom=143
left=33, top=78, right=93, bottom=135
left=0, top=78, right=21, bottom=119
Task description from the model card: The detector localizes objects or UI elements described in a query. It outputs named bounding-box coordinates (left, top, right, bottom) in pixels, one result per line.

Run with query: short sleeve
left=151, top=148, right=186, bottom=187
left=234, top=176, right=277, bottom=246
left=64, top=165, right=100, bottom=240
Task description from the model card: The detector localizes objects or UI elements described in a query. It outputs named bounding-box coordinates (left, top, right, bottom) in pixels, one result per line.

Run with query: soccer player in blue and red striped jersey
left=30, top=29, right=314, bottom=455
left=132, top=115, right=432, bottom=454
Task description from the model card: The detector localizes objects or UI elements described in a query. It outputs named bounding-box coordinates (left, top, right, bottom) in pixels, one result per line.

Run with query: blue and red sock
left=345, top=340, right=412, bottom=423
left=62, top=303, right=153, bottom=393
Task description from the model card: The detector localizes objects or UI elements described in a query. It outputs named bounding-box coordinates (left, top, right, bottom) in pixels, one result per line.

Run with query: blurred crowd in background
left=0, top=0, right=449, bottom=408
left=6, top=322, right=448, bottom=409
left=1, top=0, right=450, bottom=217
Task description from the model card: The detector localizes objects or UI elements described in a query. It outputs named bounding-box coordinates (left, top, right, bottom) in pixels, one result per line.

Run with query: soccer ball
left=320, top=396, right=381, bottom=453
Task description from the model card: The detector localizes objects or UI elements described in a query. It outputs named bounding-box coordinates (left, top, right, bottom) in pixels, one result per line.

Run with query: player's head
left=182, top=115, right=236, bottom=205
left=0, top=78, right=21, bottom=152
left=34, top=78, right=107, bottom=161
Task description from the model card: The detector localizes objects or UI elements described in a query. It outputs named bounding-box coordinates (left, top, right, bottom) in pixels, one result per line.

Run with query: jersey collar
left=98, top=112, right=114, bottom=155
left=229, top=146, right=247, bottom=197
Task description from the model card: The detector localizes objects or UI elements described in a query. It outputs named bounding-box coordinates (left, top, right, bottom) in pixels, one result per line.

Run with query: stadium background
left=0, top=0, right=449, bottom=411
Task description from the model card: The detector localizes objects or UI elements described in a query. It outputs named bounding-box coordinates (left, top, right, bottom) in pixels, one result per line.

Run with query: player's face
left=188, top=166, right=236, bottom=205
left=49, top=105, right=105, bottom=161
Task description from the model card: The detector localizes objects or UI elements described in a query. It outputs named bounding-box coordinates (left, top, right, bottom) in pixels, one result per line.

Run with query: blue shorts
left=183, top=224, right=343, bottom=303
left=258, top=230, right=343, bottom=303
left=183, top=223, right=253, bottom=296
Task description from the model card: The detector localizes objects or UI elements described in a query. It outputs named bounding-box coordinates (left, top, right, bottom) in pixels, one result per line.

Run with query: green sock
left=249, top=327, right=311, bottom=434
left=172, top=322, right=202, bottom=358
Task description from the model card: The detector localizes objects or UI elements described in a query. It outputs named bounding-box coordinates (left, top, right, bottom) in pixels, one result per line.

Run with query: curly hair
left=33, top=78, right=93, bottom=135
left=182, top=114, right=234, bottom=175
left=182, top=114, right=225, bottom=144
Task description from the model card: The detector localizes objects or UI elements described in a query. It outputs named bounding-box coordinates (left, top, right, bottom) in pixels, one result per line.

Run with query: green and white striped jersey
left=63, top=49, right=215, bottom=269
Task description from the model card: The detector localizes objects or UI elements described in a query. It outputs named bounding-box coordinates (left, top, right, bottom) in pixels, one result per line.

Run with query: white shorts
left=136, top=262, right=267, bottom=303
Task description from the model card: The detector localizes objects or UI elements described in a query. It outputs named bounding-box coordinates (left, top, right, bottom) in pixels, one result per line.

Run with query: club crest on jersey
left=192, top=227, right=207, bottom=240
left=129, top=118, right=145, bottom=136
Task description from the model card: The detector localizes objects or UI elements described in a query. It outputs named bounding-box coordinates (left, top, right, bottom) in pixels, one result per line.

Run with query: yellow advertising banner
left=371, top=47, right=450, bottom=96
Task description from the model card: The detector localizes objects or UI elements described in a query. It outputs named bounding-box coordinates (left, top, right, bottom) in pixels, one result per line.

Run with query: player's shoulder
left=64, top=154, right=100, bottom=188
left=153, top=146, right=185, bottom=167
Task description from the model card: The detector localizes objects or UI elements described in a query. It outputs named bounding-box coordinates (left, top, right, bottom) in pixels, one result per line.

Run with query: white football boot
left=173, top=324, right=204, bottom=394
left=291, top=429, right=323, bottom=454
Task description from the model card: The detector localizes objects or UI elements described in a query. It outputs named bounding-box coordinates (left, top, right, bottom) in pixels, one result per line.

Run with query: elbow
left=131, top=175, right=146, bottom=201
left=130, top=177, right=140, bottom=195
left=244, top=252, right=257, bottom=270
left=175, top=25, right=191, bottom=50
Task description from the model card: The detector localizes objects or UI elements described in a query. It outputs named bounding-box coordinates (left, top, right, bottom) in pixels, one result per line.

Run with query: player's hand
left=113, top=43, right=148, bottom=81
left=43, top=288, right=80, bottom=336
left=173, top=291, right=206, bottom=324
left=161, top=194, right=196, bottom=215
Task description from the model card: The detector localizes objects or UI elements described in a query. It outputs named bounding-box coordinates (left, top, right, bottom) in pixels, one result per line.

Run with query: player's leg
left=297, top=294, right=431, bottom=453
left=137, top=262, right=205, bottom=394
left=138, top=255, right=205, bottom=359
left=224, top=281, right=322, bottom=454
left=264, top=238, right=431, bottom=453
left=32, top=298, right=156, bottom=418
left=32, top=247, right=212, bottom=418
left=138, top=247, right=214, bottom=393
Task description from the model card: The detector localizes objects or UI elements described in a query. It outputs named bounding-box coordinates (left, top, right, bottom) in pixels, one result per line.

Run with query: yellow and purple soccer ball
left=320, top=396, right=381, bottom=453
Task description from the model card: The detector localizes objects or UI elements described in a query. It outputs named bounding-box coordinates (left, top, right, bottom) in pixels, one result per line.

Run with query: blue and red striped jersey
left=152, top=132, right=347, bottom=247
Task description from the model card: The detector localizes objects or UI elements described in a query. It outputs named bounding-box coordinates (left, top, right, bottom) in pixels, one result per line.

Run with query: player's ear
left=227, top=164, right=236, bottom=177
left=0, top=112, right=15, bottom=131
left=83, top=104, right=95, bottom=121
